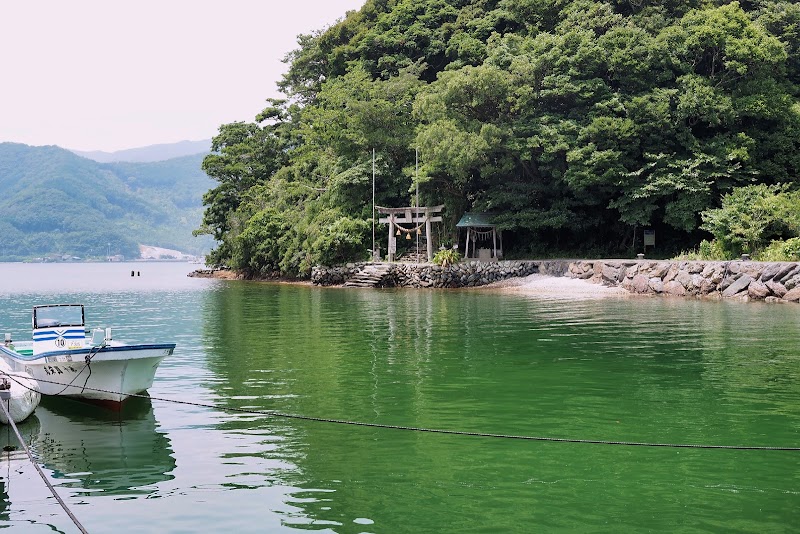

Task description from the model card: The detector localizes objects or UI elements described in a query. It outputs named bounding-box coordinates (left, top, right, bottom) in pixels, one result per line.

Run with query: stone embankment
left=311, top=259, right=800, bottom=303
left=568, top=260, right=800, bottom=303
left=312, top=260, right=550, bottom=288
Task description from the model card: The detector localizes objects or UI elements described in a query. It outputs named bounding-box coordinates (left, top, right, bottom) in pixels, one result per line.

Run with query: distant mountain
left=71, top=139, right=212, bottom=163
left=0, top=142, right=214, bottom=261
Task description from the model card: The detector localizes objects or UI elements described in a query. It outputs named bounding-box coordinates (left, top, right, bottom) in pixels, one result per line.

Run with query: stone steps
left=343, top=263, right=393, bottom=288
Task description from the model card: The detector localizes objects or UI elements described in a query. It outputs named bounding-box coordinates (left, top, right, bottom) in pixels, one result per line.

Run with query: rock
left=663, top=280, right=686, bottom=296
left=765, top=296, right=782, bottom=303
left=759, top=263, right=788, bottom=282
left=718, top=275, right=735, bottom=292
left=722, top=274, right=752, bottom=297
left=783, top=287, right=800, bottom=302
left=737, top=262, right=758, bottom=277
left=675, top=270, right=693, bottom=289
left=663, top=264, right=679, bottom=283
left=649, top=262, right=671, bottom=279
left=747, top=279, right=770, bottom=299
left=701, top=263, right=717, bottom=277
left=601, top=264, right=621, bottom=284
left=779, top=265, right=800, bottom=284
left=688, top=262, right=704, bottom=274
left=649, top=277, right=664, bottom=293
left=699, top=278, right=717, bottom=295
left=785, top=274, right=800, bottom=290
left=765, top=280, right=787, bottom=297
left=631, top=274, right=650, bottom=293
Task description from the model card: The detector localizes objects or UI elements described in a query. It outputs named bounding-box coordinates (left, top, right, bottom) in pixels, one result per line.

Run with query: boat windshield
left=33, top=305, right=85, bottom=329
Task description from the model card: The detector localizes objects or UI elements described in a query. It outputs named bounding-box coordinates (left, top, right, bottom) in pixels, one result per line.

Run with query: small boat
left=0, top=359, right=40, bottom=423
left=0, top=304, right=175, bottom=407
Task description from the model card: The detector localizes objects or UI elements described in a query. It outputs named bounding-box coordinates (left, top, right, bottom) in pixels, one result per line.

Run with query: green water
left=0, top=263, right=799, bottom=532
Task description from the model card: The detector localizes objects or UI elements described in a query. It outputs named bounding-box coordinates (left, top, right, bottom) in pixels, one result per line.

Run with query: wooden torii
left=377, top=205, right=443, bottom=262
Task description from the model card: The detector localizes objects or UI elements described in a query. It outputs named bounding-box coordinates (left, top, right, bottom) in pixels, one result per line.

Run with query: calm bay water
left=0, top=262, right=798, bottom=532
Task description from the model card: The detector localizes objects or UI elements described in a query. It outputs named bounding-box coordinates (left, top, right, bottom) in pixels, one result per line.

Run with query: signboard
left=643, top=229, right=655, bottom=247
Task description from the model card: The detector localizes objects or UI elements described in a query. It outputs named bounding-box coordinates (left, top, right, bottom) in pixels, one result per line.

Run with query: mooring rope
left=4, top=372, right=800, bottom=451
left=51, top=344, right=103, bottom=396
left=0, top=395, right=89, bottom=534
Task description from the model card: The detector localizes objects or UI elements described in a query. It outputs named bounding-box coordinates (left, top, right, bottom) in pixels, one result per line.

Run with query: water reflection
left=23, top=397, right=175, bottom=497
left=188, top=280, right=800, bottom=531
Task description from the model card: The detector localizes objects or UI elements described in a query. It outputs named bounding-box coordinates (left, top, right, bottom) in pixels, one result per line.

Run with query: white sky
left=0, top=0, right=366, bottom=152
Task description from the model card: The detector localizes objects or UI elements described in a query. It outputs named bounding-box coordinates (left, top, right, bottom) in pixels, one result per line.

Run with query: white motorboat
left=0, top=304, right=175, bottom=406
left=0, top=359, right=40, bottom=423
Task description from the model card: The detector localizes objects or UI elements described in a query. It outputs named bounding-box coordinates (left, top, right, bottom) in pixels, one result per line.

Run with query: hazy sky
left=0, top=0, right=365, bottom=152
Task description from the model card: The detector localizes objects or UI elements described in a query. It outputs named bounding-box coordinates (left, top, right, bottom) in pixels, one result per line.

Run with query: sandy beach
left=478, top=273, right=631, bottom=299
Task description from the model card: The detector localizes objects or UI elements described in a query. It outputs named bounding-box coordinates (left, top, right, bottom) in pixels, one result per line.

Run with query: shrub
left=673, top=239, right=730, bottom=261
left=758, top=237, right=800, bottom=262
left=701, top=184, right=800, bottom=257
left=433, top=249, right=461, bottom=267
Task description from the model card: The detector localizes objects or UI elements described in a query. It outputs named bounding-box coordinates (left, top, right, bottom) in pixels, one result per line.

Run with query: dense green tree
left=200, top=0, right=800, bottom=274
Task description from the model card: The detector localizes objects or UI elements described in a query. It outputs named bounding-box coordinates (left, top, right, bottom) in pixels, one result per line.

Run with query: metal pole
left=372, top=148, right=376, bottom=262
left=415, top=147, right=419, bottom=263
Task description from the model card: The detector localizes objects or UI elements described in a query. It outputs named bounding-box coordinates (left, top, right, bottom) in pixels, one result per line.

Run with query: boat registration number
left=46, top=355, right=73, bottom=363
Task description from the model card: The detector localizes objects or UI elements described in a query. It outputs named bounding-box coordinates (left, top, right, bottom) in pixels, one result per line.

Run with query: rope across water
left=6, top=373, right=800, bottom=451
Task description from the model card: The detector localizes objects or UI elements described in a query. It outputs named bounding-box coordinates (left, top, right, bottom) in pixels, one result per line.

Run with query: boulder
left=747, top=279, right=770, bottom=299
left=759, top=263, right=789, bottom=282
left=631, top=274, right=650, bottom=293
left=675, top=270, right=693, bottom=289
left=718, top=275, right=735, bottom=292
left=741, top=263, right=764, bottom=280
left=648, top=262, right=671, bottom=279
left=779, top=265, right=800, bottom=284
left=663, top=264, right=679, bottom=283
left=649, top=277, right=664, bottom=293
left=664, top=280, right=686, bottom=296
left=765, top=280, right=787, bottom=298
left=701, top=262, right=719, bottom=278
left=601, top=263, right=622, bottom=284
left=783, top=287, right=800, bottom=302
left=785, top=274, right=800, bottom=290
left=722, top=274, right=752, bottom=298
left=687, top=262, right=705, bottom=274
left=699, top=278, right=717, bottom=295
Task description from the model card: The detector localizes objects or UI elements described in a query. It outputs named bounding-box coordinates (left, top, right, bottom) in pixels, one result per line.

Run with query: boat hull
left=0, top=361, right=41, bottom=423
left=0, top=344, right=174, bottom=405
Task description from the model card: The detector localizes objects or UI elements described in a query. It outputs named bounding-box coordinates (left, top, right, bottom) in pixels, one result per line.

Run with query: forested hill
left=0, top=143, right=214, bottom=261
left=198, top=0, right=800, bottom=277
left=72, top=139, right=212, bottom=163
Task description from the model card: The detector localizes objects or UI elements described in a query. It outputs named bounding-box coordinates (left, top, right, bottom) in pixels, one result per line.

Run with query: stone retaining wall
left=311, top=259, right=800, bottom=303
left=568, top=260, right=800, bottom=303
left=312, top=260, right=549, bottom=288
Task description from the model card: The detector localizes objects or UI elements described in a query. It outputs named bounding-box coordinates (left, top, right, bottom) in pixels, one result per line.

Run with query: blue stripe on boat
left=0, top=343, right=176, bottom=362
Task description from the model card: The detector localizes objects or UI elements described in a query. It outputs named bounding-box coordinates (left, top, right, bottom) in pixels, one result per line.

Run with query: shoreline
left=191, top=259, right=800, bottom=303
left=189, top=266, right=630, bottom=298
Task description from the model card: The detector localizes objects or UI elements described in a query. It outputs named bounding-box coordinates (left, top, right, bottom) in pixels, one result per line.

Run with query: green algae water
left=0, top=262, right=798, bottom=532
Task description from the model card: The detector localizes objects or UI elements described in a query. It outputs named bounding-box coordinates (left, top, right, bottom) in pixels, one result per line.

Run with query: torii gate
left=377, top=205, right=443, bottom=262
